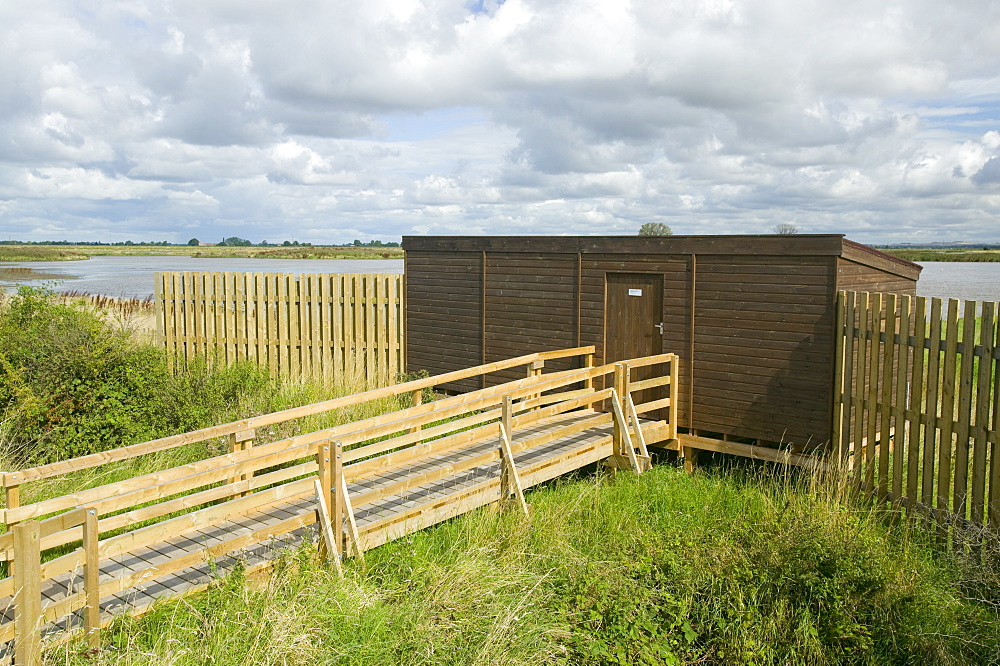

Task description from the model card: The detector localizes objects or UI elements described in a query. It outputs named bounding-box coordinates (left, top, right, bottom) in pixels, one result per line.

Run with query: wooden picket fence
left=155, top=273, right=404, bottom=384
left=833, top=291, right=1000, bottom=535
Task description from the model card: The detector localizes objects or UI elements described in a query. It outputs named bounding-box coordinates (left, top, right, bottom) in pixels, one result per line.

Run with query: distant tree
left=220, top=236, right=253, bottom=247
left=773, top=223, right=798, bottom=235
left=187, top=238, right=200, bottom=246
left=353, top=239, right=362, bottom=246
left=638, top=222, right=673, bottom=236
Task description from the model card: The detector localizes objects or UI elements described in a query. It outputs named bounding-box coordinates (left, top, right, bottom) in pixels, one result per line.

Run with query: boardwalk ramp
left=0, top=347, right=679, bottom=664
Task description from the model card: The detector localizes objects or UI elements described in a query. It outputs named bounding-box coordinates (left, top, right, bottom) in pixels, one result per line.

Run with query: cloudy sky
left=1, top=0, right=998, bottom=245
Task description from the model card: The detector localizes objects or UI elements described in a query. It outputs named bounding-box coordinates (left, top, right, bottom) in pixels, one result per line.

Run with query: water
left=0, top=256, right=405, bottom=300
left=2, top=256, right=998, bottom=303
left=915, top=262, right=1000, bottom=303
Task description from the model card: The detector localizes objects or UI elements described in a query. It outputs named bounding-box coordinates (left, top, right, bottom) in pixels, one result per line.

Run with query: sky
left=1, top=0, right=999, bottom=246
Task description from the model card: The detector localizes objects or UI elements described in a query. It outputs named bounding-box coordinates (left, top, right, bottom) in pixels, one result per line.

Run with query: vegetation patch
left=0, top=286, right=281, bottom=465
left=50, top=466, right=1000, bottom=665
left=883, top=248, right=1000, bottom=262
left=0, top=246, right=88, bottom=262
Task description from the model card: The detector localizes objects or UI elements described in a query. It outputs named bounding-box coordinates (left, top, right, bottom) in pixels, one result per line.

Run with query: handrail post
left=498, top=396, right=528, bottom=515
left=583, top=351, right=594, bottom=391
left=83, top=507, right=100, bottom=648
left=669, top=354, right=679, bottom=441
left=526, top=360, right=544, bottom=408
left=500, top=396, right=513, bottom=499
left=4, top=473, right=22, bottom=531
left=229, top=429, right=255, bottom=498
left=613, top=364, right=628, bottom=457
left=13, top=520, right=42, bottom=666
left=332, top=441, right=345, bottom=556
left=409, top=389, right=423, bottom=441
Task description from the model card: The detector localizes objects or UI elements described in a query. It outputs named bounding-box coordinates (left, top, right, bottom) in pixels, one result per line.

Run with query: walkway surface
left=1, top=408, right=666, bottom=654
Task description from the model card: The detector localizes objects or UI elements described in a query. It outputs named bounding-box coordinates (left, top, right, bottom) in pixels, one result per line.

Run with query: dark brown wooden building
left=402, top=235, right=920, bottom=449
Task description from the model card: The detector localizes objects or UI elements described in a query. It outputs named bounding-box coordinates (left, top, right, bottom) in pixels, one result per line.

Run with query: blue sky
left=1, top=0, right=999, bottom=245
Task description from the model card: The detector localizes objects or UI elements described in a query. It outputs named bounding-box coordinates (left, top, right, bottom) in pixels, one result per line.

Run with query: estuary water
left=914, top=262, right=1000, bottom=303
left=0, top=255, right=405, bottom=300
left=1, top=256, right=998, bottom=303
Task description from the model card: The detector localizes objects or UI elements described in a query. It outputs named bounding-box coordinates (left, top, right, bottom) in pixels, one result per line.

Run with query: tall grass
left=0, top=246, right=87, bottom=262
left=47, top=463, right=1000, bottom=666
left=883, top=248, right=1000, bottom=263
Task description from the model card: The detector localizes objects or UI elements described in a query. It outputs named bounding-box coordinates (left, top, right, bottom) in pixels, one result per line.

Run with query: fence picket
left=892, top=294, right=910, bottom=503
left=972, top=302, right=994, bottom=526
left=906, top=295, right=926, bottom=512
left=954, top=303, right=978, bottom=521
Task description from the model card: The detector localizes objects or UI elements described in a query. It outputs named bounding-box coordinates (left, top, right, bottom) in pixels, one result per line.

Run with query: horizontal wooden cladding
left=692, top=416, right=828, bottom=447
left=406, top=285, right=482, bottom=299
left=581, top=261, right=689, bottom=275
left=696, top=301, right=830, bottom=318
left=841, top=241, right=922, bottom=280
left=404, top=234, right=849, bottom=257
left=406, top=250, right=484, bottom=376
left=838, top=258, right=918, bottom=294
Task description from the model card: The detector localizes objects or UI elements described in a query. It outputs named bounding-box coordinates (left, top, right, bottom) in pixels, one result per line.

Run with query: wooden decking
left=0, top=348, right=679, bottom=664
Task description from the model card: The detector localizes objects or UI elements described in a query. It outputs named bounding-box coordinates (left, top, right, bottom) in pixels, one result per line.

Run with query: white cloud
left=0, top=0, right=998, bottom=244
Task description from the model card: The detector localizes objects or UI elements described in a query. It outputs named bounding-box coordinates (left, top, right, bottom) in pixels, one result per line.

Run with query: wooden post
left=500, top=396, right=514, bottom=499
left=626, top=394, right=651, bottom=462
left=612, top=364, right=627, bottom=457
left=314, top=441, right=343, bottom=576
left=669, top=353, right=680, bottom=441
left=229, top=429, right=255, bottom=497
left=498, top=396, right=529, bottom=516
left=409, top=389, right=423, bottom=438
left=14, top=520, right=42, bottom=666
left=609, top=388, right=642, bottom=473
left=331, top=441, right=345, bottom=556
left=313, top=478, right=343, bottom=577
left=526, top=359, right=544, bottom=408
left=583, top=351, right=594, bottom=391
left=340, top=475, right=365, bottom=563
left=4, top=475, right=21, bottom=542
left=83, top=507, right=100, bottom=648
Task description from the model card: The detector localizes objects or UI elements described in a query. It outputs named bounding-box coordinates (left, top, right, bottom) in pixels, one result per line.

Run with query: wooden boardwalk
left=0, top=348, right=679, bottom=664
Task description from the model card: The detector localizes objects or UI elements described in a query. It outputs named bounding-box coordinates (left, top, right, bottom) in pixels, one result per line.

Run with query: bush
left=0, top=286, right=276, bottom=464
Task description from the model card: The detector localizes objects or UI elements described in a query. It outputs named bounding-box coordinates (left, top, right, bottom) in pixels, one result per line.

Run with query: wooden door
left=605, top=273, right=664, bottom=410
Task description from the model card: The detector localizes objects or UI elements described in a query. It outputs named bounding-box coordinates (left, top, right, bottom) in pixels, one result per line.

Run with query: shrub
left=0, top=286, right=276, bottom=464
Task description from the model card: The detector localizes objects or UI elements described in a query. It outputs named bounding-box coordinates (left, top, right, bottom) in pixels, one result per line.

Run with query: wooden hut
left=402, top=235, right=920, bottom=452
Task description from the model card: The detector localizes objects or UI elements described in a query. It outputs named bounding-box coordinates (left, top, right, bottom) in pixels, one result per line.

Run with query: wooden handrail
left=1, top=346, right=596, bottom=491
left=0, top=349, right=677, bottom=661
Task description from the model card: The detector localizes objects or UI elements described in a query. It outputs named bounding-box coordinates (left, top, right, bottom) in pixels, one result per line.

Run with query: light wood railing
left=0, top=348, right=680, bottom=665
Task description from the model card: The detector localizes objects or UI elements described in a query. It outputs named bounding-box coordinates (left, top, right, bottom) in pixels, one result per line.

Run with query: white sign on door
left=628, top=288, right=643, bottom=296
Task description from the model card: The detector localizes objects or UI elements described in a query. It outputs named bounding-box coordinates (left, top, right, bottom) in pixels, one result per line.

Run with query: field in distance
left=882, top=247, right=1000, bottom=262
left=0, top=244, right=404, bottom=262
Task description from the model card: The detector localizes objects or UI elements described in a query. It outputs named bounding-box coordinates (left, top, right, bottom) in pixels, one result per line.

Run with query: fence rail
left=155, top=272, right=404, bottom=384
left=833, top=291, right=1000, bottom=534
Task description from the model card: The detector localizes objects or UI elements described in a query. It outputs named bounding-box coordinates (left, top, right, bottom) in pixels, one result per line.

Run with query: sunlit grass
left=46, top=462, right=1000, bottom=666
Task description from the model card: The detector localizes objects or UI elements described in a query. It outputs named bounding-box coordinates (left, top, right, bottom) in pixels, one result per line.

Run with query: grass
left=1, top=244, right=403, bottom=261
left=43, top=462, right=1000, bottom=666
left=881, top=248, right=1000, bottom=262
left=0, top=246, right=88, bottom=262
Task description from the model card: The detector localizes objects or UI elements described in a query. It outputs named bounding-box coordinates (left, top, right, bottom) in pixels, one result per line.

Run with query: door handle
left=655, top=323, right=664, bottom=334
